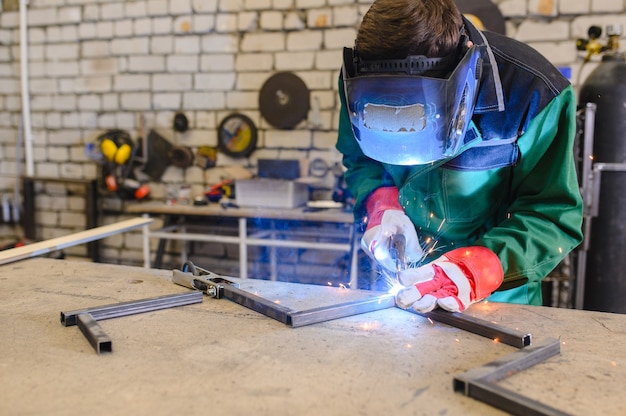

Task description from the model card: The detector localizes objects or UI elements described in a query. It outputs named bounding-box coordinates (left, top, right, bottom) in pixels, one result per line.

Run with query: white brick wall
left=0, top=0, right=625, bottom=261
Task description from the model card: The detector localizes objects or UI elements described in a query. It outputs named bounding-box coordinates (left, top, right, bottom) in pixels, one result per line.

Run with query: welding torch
left=389, top=233, right=407, bottom=277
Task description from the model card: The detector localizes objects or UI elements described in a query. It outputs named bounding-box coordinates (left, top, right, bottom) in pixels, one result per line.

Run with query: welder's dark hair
left=356, top=0, right=463, bottom=60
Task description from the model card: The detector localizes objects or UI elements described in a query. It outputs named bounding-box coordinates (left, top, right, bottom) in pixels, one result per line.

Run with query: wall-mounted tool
left=217, top=113, right=257, bottom=158
left=259, top=72, right=310, bottom=129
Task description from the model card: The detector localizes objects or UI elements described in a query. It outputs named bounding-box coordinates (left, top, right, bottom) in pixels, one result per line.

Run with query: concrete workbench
left=1, top=258, right=625, bottom=415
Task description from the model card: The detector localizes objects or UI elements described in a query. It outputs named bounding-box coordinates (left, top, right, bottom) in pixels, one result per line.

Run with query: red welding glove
left=361, top=187, right=423, bottom=271
left=395, top=246, right=503, bottom=313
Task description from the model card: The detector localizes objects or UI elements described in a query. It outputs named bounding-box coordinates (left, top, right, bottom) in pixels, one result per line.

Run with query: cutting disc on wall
left=455, top=0, right=506, bottom=35
left=259, top=72, right=310, bottom=130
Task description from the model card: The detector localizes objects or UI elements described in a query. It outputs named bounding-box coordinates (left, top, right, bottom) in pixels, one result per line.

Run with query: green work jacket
left=336, top=21, right=584, bottom=305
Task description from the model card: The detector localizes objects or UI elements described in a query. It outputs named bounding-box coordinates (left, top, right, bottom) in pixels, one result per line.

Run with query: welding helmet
left=342, top=34, right=485, bottom=165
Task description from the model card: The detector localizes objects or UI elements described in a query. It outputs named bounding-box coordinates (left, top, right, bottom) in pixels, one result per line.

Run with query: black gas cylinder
left=578, top=54, right=626, bottom=313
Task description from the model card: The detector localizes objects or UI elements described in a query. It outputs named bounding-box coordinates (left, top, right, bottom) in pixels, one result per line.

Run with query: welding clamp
left=172, top=261, right=240, bottom=298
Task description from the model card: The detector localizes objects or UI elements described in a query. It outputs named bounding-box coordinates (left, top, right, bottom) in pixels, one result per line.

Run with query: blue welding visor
left=342, top=45, right=484, bottom=165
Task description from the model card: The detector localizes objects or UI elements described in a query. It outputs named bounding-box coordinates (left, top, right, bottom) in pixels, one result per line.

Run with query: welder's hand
left=361, top=187, right=423, bottom=271
left=395, top=246, right=503, bottom=313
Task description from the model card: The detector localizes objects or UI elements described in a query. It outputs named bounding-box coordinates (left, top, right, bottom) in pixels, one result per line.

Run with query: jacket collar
left=463, top=16, right=505, bottom=113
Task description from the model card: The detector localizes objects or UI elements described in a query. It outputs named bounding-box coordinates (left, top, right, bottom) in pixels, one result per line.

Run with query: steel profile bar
left=221, top=285, right=396, bottom=328
left=61, top=291, right=203, bottom=327
left=76, top=313, right=112, bottom=354
left=288, top=294, right=396, bottom=328
left=420, top=309, right=532, bottom=349
left=222, top=284, right=294, bottom=325
left=454, top=337, right=565, bottom=416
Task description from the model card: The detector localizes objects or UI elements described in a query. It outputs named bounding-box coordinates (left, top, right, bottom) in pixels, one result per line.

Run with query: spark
left=611, top=361, right=617, bottom=367
left=455, top=338, right=460, bottom=343
left=387, top=282, right=404, bottom=296
left=338, top=283, right=347, bottom=289
left=405, top=344, right=413, bottom=349
left=493, top=338, right=500, bottom=344
left=427, top=317, right=434, bottom=325
left=327, top=281, right=332, bottom=286
left=273, top=300, right=281, bottom=304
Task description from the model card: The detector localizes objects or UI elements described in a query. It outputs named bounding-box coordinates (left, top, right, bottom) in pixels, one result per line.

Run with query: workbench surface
left=1, top=259, right=624, bottom=415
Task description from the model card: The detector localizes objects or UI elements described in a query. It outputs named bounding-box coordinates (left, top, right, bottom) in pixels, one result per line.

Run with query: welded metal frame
left=172, top=268, right=396, bottom=328
left=453, top=337, right=567, bottom=416
left=61, top=291, right=203, bottom=353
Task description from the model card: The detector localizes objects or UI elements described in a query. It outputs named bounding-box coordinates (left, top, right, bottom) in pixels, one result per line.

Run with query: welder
left=336, top=0, right=583, bottom=313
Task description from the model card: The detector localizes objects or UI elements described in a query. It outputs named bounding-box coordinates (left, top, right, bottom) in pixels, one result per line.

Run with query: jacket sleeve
left=335, top=76, right=396, bottom=220
left=476, top=85, right=583, bottom=290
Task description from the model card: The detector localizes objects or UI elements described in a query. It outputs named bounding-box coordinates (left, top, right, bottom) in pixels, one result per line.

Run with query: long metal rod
left=222, top=285, right=294, bottom=325
left=77, top=313, right=112, bottom=354
left=454, top=337, right=564, bottom=416
left=420, top=309, right=532, bottom=348
left=61, top=291, right=203, bottom=327
left=289, top=295, right=395, bottom=328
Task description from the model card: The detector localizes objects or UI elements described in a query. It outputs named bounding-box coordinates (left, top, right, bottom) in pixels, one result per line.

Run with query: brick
left=183, top=91, right=226, bottom=109
left=592, top=0, right=623, bottom=13
left=81, top=40, right=110, bottom=58
left=195, top=73, right=236, bottom=90
left=192, top=0, right=219, bottom=13
left=101, top=3, right=125, bottom=20
left=260, top=11, right=283, bottom=30
left=153, top=93, right=182, bottom=109
left=128, top=56, right=165, bottom=72
left=193, top=15, right=216, bottom=32
left=219, top=0, right=244, bottom=12
left=245, top=0, right=271, bottom=9
left=153, top=17, right=174, bottom=35
left=516, top=20, right=569, bottom=42
left=126, top=1, right=148, bottom=17
left=121, top=93, right=151, bottom=110
left=134, top=18, right=153, bottom=36
left=46, top=43, right=80, bottom=60
left=167, top=55, right=199, bottom=72
left=559, top=0, right=590, bottom=14
left=499, top=0, right=527, bottom=18
left=170, top=0, right=193, bottom=14
left=152, top=73, right=193, bottom=91
left=333, top=5, right=360, bottom=27
left=275, top=51, right=315, bottom=70
left=235, top=53, right=273, bottom=71
left=216, top=13, right=239, bottom=32
left=265, top=129, right=312, bottom=147
left=114, top=20, right=134, bottom=37
left=324, top=28, right=356, bottom=48
left=148, top=0, right=169, bottom=16
left=308, top=9, right=333, bottom=28
left=110, top=38, right=149, bottom=55
left=238, top=12, right=259, bottom=32
left=81, top=58, right=117, bottom=75
left=288, top=31, right=323, bottom=51
left=285, top=11, right=305, bottom=30
left=151, top=35, right=174, bottom=54
left=273, top=0, right=294, bottom=9
left=28, top=8, right=58, bottom=26
left=96, top=22, right=114, bottom=39
left=226, top=91, right=258, bottom=109
left=201, top=34, right=238, bottom=53
left=114, top=74, right=151, bottom=91
left=241, top=32, right=285, bottom=52
left=201, top=54, right=235, bottom=71
left=174, top=36, right=201, bottom=53
left=58, top=6, right=82, bottom=24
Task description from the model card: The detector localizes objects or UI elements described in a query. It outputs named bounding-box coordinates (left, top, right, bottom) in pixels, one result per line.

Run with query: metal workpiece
left=288, top=294, right=396, bottom=328
left=454, top=338, right=565, bottom=416
left=76, top=313, right=112, bottom=354
left=61, top=291, right=203, bottom=327
left=172, top=268, right=240, bottom=298
left=421, top=309, right=532, bottom=349
left=61, top=291, right=203, bottom=354
left=173, top=262, right=396, bottom=327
